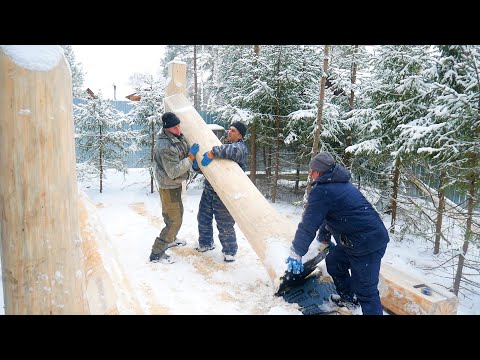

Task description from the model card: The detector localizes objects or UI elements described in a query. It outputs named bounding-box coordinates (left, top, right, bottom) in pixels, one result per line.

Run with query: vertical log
left=0, top=46, right=88, bottom=314
left=165, top=60, right=187, bottom=97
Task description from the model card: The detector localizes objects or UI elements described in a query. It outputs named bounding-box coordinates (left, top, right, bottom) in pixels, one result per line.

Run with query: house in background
left=125, top=93, right=141, bottom=101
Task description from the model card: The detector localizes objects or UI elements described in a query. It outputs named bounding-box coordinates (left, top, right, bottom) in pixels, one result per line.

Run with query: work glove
left=188, top=143, right=200, bottom=161
left=201, top=151, right=215, bottom=167
left=285, top=248, right=304, bottom=274
left=319, top=240, right=335, bottom=253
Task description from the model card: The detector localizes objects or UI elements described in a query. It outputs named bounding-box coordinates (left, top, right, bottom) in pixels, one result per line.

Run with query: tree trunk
left=390, top=157, right=401, bottom=234
left=434, top=170, right=446, bottom=254
left=271, top=51, right=282, bottom=203
left=250, top=45, right=260, bottom=185
left=193, top=45, right=199, bottom=111
left=99, top=123, right=103, bottom=193
left=262, top=147, right=267, bottom=177
left=250, top=122, right=257, bottom=185
left=343, top=45, right=357, bottom=169
left=150, top=121, right=155, bottom=193
left=271, top=115, right=280, bottom=203
left=0, top=46, right=89, bottom=314
left=295, top=164, right=300, bottom=191
left=453, top=172, right=476, bottom=295
left=266, top=146, right=272, bottom=178
left=305, top=45, right=330, bottom=199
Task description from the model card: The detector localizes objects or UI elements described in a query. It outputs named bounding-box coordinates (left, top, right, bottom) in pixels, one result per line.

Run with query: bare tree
left=193, top=45, right=199, bottom=110
left=250, top=45, right=260, bottom=185
left=434, top=170, right=447, bottom=254
left=305, top=45, right=330, bottom=200
left=343, top=45, right=358, bottom=169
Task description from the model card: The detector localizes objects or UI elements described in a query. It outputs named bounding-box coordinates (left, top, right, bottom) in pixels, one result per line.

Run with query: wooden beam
left=165, top=59, right=187, bottom=97
left=0, top=46, right=89, bottom=314
left=379, top=263, right=458, bottom=315
left=78, top=191, right=143, bottom=314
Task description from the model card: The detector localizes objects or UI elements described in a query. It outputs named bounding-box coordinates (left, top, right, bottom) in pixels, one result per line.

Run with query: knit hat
left=310, top=151, right=335, bottom=173
left=230, top=121, right=247, bottom=138
left=162, top=112, right=181, bottom=128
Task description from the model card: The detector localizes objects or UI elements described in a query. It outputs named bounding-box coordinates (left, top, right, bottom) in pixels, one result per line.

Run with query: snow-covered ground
left=1, top=168, right=478, bottom=314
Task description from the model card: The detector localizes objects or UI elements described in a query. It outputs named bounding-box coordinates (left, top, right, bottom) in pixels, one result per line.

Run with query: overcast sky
left=73, top=45, right=166, bottom=100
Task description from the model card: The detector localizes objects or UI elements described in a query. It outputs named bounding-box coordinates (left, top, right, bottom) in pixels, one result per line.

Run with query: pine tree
left=328, top=45, right=370, bottom=168
left=425, top=45, right=480, bottom=296
left=61, top=45, right=85, bottom=99
left=74, top=91, right=138, bottom=192
left=348, top=45, right=433, bottom=232
left=127, top=74, right=165, bottom=193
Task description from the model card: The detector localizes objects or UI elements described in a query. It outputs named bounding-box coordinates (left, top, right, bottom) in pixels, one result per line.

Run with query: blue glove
left=285, top=248, right=303, bottom=274
left=201, top=151, right=214, bottom=167
left=188, top=143, right=200, bottom=160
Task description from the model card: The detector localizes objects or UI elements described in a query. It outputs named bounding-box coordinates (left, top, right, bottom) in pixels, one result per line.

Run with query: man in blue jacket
left=194, top=121, right=248, bottom=263
left=287, top=151, right=390, bottom=315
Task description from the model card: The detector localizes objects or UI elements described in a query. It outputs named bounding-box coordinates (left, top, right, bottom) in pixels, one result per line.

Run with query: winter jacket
left=153, top=129, right=192, bottom=189
left=292, top=164, right=389, bottom=257
left=202, top=139, right=248, bottom=192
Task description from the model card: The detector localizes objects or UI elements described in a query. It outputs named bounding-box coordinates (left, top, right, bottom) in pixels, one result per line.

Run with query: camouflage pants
left=151, top=187, right=184, bottom=255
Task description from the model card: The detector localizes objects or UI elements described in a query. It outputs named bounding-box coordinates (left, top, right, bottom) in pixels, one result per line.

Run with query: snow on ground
left=1, top=168, right=478, bottom=315
left=77, top=168, right=303, bottom=315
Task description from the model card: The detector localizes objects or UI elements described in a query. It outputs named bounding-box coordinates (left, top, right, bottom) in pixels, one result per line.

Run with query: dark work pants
left=197, top=187, right=237, bottom=256
left=152, top=187, right=183, bottom=255
left=325, top=244, right=387, bottom=315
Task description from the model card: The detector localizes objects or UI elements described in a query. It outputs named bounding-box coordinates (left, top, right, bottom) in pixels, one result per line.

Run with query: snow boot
left=167, top=238, right=187, bottom=248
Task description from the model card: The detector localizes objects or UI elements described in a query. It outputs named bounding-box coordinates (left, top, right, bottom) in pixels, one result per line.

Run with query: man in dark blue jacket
left=193, top=121, right=248, bottom=263
left=286, top=151, right=390, bottom=315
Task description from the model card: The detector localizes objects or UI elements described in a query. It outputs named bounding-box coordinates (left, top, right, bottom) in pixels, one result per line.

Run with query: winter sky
left=73, top=45, right=165, bottom=100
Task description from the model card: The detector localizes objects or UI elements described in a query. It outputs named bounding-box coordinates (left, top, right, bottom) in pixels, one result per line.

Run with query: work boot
left=195, top=243, right=215, bottom=252
left=224, top=254, right=235, bottom=262
left=330, top=294, right=360, bottom=310
left=167, top=238, right=187, bottom=248
left=149, top=251, right=177, bottom=264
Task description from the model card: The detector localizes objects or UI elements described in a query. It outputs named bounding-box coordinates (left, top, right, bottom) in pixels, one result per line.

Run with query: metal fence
left=73, top=99, right=475, bottom=209
left=73, top=99, right=229, bottom=168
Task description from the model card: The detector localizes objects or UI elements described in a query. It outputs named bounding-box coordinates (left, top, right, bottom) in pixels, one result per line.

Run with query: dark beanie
left=310, top=151, right=335, bottom=173
left=230, top=121, right=247, bottom=138
left=162, top=112, right=181, bottom=129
